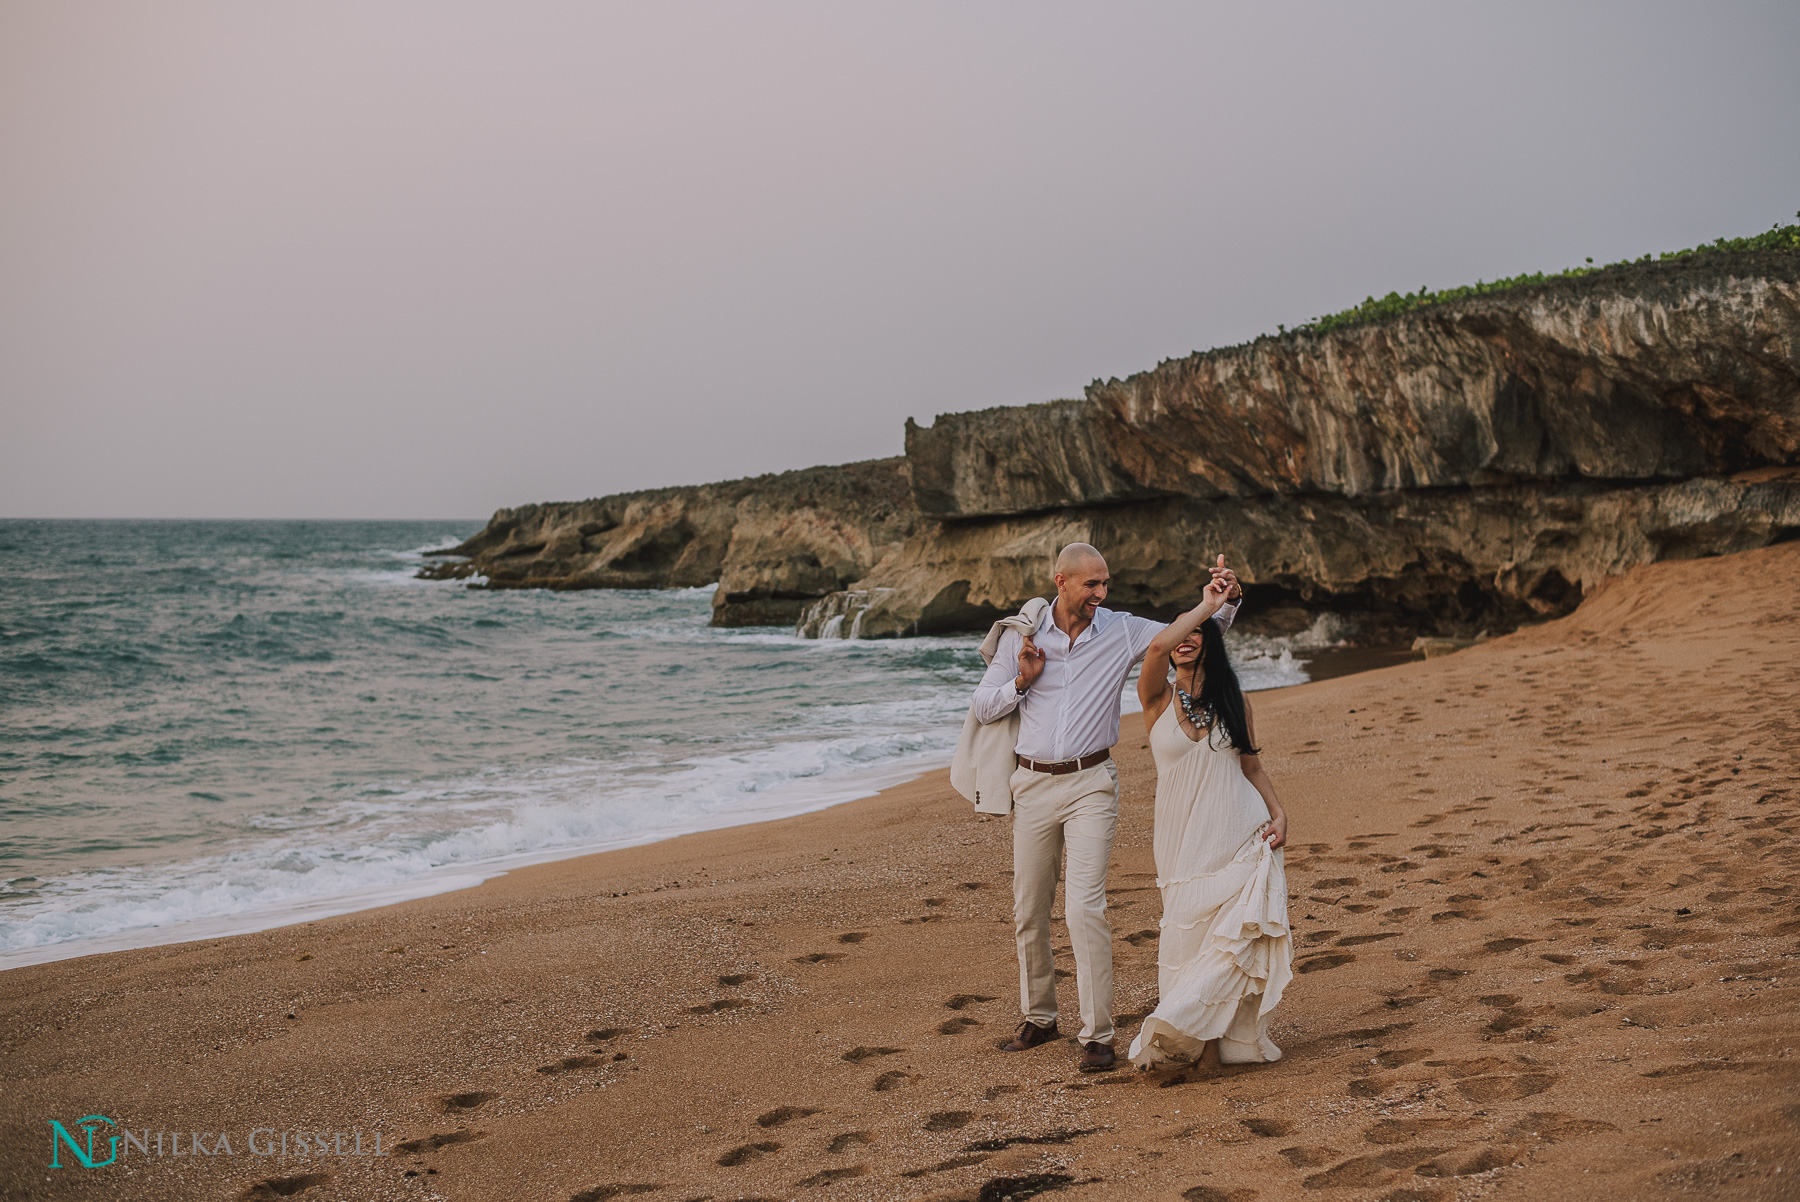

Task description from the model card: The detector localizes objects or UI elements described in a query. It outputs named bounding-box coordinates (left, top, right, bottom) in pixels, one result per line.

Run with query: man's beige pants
left=1010, top=758, right=1118, bottom=1046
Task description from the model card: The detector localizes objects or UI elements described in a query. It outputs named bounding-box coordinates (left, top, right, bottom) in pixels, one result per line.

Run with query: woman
left=1127, top=578, right=1293, bottom=1071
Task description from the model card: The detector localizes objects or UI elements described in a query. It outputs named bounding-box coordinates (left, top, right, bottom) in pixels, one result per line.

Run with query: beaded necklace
left=1174, top=665, right=1216, bottom=735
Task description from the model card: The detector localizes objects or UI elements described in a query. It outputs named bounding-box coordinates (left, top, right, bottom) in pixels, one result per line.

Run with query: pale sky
left=3, top=2, right=1797, bottom=519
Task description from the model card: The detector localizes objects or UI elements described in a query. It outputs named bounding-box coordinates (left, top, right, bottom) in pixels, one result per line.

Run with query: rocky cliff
left=420, top=458, right=917, bottom=627
left=907, top=251, right=1799, bottom=516
left=428, top=250, right=1800, bottom=641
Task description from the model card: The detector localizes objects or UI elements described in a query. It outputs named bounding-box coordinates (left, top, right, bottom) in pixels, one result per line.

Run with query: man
left=972, top=544, right=1242, bottom=1072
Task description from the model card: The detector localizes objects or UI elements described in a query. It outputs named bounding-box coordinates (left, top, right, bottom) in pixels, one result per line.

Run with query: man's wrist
left=1014, top=675, right=1028, bottom=695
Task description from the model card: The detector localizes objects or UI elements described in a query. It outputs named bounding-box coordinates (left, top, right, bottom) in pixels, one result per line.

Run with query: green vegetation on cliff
left=1299, top=212, right=1800, bottom=334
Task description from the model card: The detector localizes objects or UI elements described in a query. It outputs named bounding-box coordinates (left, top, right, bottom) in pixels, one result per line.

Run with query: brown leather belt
left=1015, top=749, right=1110, bottom=775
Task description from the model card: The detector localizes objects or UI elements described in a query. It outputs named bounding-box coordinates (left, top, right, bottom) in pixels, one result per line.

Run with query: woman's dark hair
left=1181, top=617, right=1260, bottom=754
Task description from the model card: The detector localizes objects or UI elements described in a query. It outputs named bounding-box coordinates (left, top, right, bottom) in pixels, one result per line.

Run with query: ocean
left=0, top=520, right=1319, bottom=967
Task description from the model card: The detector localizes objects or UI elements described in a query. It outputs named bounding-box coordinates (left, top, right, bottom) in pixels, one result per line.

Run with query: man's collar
left=1043, top=602, right=1115, bottom=639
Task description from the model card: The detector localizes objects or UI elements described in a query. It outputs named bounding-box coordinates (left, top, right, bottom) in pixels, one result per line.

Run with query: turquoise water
left=0, top=520, right=1312, bottom=965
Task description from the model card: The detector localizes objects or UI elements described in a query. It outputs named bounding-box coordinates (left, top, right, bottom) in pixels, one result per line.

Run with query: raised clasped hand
left=1017, top=635, right=1046, bottom=689
left=1208, top=552, right=1239, bottom=600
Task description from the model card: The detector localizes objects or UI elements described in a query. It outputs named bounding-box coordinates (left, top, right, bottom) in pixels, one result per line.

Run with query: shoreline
left=5, top=546, right=1795, bottom=1201
left=0, top=749, right=957, bottom=974
left=3, top=637, right=1359, bottom=973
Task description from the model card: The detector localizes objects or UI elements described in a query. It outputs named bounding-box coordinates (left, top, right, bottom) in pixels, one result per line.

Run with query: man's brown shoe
left=999, top=1020, right=1059, bottom=1052
left=1077, top=1041, right=1116, bottom=1073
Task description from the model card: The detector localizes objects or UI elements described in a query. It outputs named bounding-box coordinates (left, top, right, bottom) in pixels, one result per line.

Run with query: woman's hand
left=1263, top=813, right=1288, bottom=850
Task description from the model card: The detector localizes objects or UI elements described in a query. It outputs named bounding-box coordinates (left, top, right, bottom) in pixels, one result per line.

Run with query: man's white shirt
left=972, top=601, right=1239, bottom=763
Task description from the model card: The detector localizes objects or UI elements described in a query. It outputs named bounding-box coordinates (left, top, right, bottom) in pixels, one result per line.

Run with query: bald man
left=971, top=544, right=1241, bottom=1072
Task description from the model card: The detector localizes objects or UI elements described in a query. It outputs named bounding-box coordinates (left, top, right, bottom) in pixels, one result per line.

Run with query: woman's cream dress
left=1127, top=702, right=1293, bottom=1067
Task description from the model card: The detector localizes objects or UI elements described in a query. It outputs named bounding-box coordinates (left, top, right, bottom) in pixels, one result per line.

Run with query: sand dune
left=3, top=543, right=1797, bottom=1201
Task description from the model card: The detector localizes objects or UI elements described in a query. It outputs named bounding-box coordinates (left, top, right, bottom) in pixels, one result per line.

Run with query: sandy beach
left=3, top=542, right=1796, bottom=1202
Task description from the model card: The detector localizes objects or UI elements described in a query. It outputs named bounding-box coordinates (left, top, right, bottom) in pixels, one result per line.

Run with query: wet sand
left=3, top=543, right=1797, bottom=1202
left=1291, top=643, right=1422, bottom=683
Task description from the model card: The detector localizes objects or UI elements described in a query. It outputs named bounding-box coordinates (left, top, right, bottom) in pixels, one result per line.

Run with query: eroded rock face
left=806, top=472, right=1800, bottom=639
left=830, top=252, right=1800, bottom=636
left=908, top=252, right=1800, bottom=515
left=421, top=459, right=917, bottom=627
left=430, top=252, right=1800, bottom=640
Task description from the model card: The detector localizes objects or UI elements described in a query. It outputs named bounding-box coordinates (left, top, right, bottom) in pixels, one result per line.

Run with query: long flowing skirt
left=1129, top=706, right=1292, bottom=1067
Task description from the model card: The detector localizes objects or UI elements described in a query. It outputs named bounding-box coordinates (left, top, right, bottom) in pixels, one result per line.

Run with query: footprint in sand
left=826, top=1131, right=875, bottom=1153
left=568, top=1186, right=659, bottom=1202
left=900, top=1154, right=992, bottom=1178
left=1181, top=1187, right=1257, bottom=1202
left=686, top=999, right=749, bottom=1015
left=1455, top=1072, right=1558, bottom=1102
left=1483, top=937, right=1538, bottom=954
left=435, top=1090, right=497, bottom=1114
left=717, top=973, right=755, bottom=987
left=537, top=1056, right=608, bottom=1075
left=1420, top=1144, right=1531, bottom=1178
left=238, top=1174, right=330, bottom=1201
left=715, top=1141, right=780, bottom=1166
left=391, top=1129, right=486, bottom=1154
left=924, top=1111, right=976, bottom=1132
left=795, top=1166, right=869, bottom=1187
left=1297, top=953, right=1356, bottom=974
left=584, top=1027, right=630, bottom=1042
left=1238, top=1117, right=1293, bottom=1137
left=945, top=993, right=998, bottom=1010
left=1371, top=1048, right=1435, bottom=1069
left=939, top=1016, right=982, bottom=1035
left=756, top=1106, right=822, bottom=1128
left=837, top=931, right=870, bottom=944
left=1300, top=1146, right=1455, bottom=1189
left=794, top=952, right=847, bottom=964
left=983, top=1084, right=1021, bottom=1100
left=841, top=1046, right=904, bottom=1062
left=959, top=1128, right=1099, bottom=1153
left=873, top=1070, right=920, bottom=1092
left=1278, top=1146, right=1340, bottom=1168
left=1123, top=929, right=1160, bottom=947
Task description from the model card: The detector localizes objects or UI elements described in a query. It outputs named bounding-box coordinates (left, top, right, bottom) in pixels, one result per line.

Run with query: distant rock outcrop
left=421, top=458, right=916, bottom=628
left=429, top=251, right=1800, bottom=641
